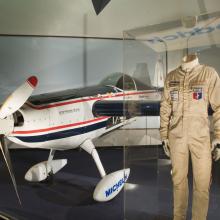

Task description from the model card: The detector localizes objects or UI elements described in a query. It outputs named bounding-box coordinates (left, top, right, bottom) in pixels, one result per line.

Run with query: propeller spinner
left=0, top=76, right=38, bottom=204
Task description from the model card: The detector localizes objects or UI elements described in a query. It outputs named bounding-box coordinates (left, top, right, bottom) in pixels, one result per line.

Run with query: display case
left=0, top=8, right=220, bottom=220
left=0, top=36, right=127, bottom=220
left=123, top=10, right=220, bottom=219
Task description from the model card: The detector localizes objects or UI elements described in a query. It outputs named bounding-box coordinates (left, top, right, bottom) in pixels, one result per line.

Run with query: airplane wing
left=93, top=100, right=160, bottom=117
left=93, top=100, right=214, bottom=117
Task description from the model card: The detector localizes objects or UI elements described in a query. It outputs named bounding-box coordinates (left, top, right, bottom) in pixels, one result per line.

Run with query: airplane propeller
left=0, top=76, right=38, bottom=119
left=0, top=135, right=21, bottom=204
left=0, top=76, right=38, bottom=204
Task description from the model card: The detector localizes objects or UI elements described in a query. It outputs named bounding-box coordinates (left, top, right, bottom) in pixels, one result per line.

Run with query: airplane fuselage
left=0, top=74, right=163, bottom=203
left=8, top=88, right=159, bottom=150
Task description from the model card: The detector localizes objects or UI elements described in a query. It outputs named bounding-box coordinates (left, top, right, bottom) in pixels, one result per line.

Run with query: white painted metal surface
left=25, top=159, right=67, bottom=182
left=93, top=168, right=130, bottom=202
left=0, top=76, right=38, bottom=119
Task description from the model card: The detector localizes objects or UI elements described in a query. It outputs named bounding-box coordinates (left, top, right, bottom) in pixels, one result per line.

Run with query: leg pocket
left=169, top=116, right=183, bottom=138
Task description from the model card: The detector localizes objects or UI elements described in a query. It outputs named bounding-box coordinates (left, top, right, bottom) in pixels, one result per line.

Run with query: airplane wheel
left=42, top=171, right=54, bottom=185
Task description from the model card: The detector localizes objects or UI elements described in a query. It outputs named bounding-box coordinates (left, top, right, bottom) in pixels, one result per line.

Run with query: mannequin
left=181, top=54, right=199, bottom=72
left=162, top=54, right=200, bottom=158
left=160, top=53, right=220, bottom=220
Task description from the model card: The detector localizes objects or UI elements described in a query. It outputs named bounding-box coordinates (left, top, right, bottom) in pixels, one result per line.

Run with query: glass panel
left=0, top=36, right=126, bottom=219
left=123, top=6, right=220, bottom=220
left=123, top=33, right=163, bottom=219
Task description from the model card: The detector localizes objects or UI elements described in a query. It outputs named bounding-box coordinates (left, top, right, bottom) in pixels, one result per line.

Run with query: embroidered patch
left=192, top=88, right=203, bottom=100
left=170, top=90, right=179, bottom=101
left=169, top=81, right=180, bottom=87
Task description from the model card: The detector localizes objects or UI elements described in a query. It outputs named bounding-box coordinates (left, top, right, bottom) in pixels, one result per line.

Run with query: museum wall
left=0, top=36, right=165, bottom=103
left=0, top=37, right=124, bottom=102
left=5, top=37, right=218, bottom=100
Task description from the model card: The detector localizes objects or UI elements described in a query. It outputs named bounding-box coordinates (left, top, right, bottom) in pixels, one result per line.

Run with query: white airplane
left=0, top=72, right=161, bottom=205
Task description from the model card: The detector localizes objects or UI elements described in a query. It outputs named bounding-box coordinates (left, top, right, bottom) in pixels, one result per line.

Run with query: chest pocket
left=169, top=86, right=180, bottom=112
left=169, top=81, right=181, bottom=101
left=170, top=89, right=179, bottom=101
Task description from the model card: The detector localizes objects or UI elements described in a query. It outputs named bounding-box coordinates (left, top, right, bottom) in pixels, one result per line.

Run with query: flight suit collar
left=181, top=55, right=199, bottom=72
left=178, top=64, right=202, bottom=76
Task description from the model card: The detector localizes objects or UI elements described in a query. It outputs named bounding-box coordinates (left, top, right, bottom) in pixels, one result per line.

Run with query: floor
left=0, top=146, right=220, bottom=220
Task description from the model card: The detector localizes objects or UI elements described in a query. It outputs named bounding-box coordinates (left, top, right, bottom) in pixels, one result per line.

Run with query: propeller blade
left=0, top=135, right=21, bottom=204
left=0, top=76, right=38, bottom=119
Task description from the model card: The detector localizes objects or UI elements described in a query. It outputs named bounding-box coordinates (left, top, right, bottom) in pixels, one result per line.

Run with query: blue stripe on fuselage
left=14, top=121, right=107, bottom=143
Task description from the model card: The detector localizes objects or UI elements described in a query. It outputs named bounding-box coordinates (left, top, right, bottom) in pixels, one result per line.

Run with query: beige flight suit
left=160, top=64, right=220, bottom=220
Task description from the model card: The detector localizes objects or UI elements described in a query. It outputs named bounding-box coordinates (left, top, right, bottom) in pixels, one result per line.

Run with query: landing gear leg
left=45, top=149, right=56, bottom=182
left=80, top=139, right=106, bottom=178
left=80, top=139, right=130, bottom=202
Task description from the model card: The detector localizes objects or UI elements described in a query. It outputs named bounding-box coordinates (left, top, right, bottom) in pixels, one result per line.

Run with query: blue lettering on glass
left=216, top=23, right=220, bottom=30
left=176, top=31, right=195, bottom=38
left=105, top=174, right=128, bottom=197
left=195, top=27, right=215, bottom=34
left=147, top=36, right=163, bottom=44
left=146, top=23, right=220, bottom=44
left=163, top=35, right=178, bottom=41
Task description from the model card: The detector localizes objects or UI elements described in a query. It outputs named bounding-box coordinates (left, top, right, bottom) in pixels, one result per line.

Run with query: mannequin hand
left=212, top=139, right=220, bottom=161
left=211, top=139, right=220, bottom=151
left=162, top=139, right=170, bottom=158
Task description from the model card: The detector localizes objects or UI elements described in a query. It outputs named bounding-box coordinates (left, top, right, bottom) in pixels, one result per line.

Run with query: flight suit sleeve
left=208, top=69, right=220, bottom=140
left=160, top=76, right=172, bottom=141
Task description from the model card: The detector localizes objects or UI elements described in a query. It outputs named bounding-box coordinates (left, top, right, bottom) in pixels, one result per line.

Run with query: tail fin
left=133, top=63, right=152, bottom=87
left=152, top=59, right=165, bottom=88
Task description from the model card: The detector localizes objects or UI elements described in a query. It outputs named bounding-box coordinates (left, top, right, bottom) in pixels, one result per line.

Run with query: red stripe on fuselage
left=12, top=116, right=109, bottom=134
left=26, top=91, right=154, bottom=110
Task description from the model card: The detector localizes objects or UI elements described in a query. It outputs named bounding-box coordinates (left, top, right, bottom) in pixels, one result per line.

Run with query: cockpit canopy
left=100, top=72, right=153, bottom=90
left=99, top=73, right=137, bottom=90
